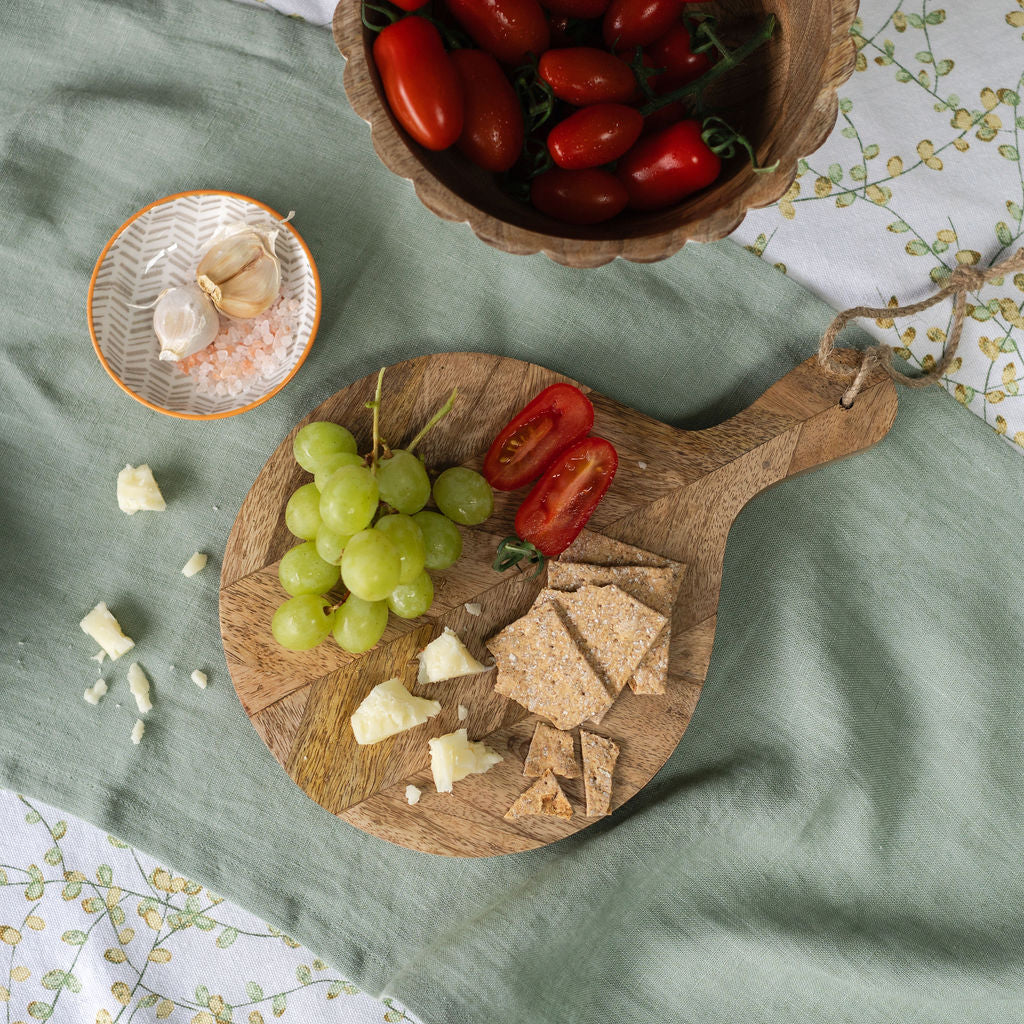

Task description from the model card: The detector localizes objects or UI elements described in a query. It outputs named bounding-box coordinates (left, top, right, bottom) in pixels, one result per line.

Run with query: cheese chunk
left=405, top=784, right=422, bottom=806
left=117, top=464, right=166, bottom=515
left=457, top=704, right=468, bottom=721
left=464, top=603, right=482, bottom=616
left=181, top=552, right=208, bottom=578
left=80, top=603, right=135, bottom=661
left=83, top=679, right=108, bottom=706
left=417, top=628, right=487, bottom=685
left=428, top=728, right=502, bottom=794
left=350, top=677, right=441, bottom=746
left=127, top=663, right=153, bottom=713
left=191, top=669, right=208, bottom=689
left=131, top=719, right=145, bottom=745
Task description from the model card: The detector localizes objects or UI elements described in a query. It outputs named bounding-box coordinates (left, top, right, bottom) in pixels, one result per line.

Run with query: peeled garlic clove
left=153, top=284, right=220, bottom=361
left=196, top=228, right=281, bottom=319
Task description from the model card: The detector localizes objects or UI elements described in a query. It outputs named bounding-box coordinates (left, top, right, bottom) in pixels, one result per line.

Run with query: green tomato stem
left=406, top=387, right=458, bottom=454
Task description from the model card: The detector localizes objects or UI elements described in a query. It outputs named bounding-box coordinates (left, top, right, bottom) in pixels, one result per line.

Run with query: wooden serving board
left=220, top=352, right=896, bottom=857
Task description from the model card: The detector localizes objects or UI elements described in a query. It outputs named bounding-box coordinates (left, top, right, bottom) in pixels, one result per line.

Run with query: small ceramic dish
left=88, top=190, right=321, bottom=419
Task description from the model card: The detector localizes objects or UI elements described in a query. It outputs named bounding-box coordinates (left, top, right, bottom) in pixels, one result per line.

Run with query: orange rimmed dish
left=88, top=190, right=321, bottom=420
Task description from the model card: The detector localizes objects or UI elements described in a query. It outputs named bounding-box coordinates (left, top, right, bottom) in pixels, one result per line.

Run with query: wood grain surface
left=331, top=0, right=860, bottom=267
left=220, top=352, right=896, bottom=856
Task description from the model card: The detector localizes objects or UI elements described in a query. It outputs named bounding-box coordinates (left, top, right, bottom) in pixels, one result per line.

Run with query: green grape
left=432, top=467, right=494, bottom=525
left=319, top=464, right=379, bottom=536
left=293, top=421, right=358, bottom=472
left=375, top=514, right=426, bottom=584
left=387, top=571, right=434, bottom=619
left=314, top=451, right=364, bottom=491
left=284, top=483, right=323, bottom=540
left=412, top=510, right=463, bottom=570
left=279, top=541, right=340, bottom=597
left=271, top=595, right=334, bottom=651
left=341, top=528, right=402, bottom=603
left=377, top=450, right=431, bottom=514
left=333, top=594, right=389, bottom=653
left=315, top=525, right=351, bottom=566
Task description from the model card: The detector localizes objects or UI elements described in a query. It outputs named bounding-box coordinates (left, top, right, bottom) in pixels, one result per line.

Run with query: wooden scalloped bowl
left=332, top=0, right=858, bottom=267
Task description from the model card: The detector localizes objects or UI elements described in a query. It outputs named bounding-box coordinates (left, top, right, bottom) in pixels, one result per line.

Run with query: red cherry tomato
left=617, top=119, right=721, bottom=210
left=450, top=50, right=524, bottom=172
left=539, top=47, right=639, bottom=105
left=539, top=0, right=611, bottom=17
left=645, top=23, right=712, bottom=90
left=514, top=438, right=618, bottom=557
left=530, top=168, right=629, bottom=224
left=483, top=383, right=595, bottom=490
left=446, top=0, right=550, bottom=64
left=373, top=18, right=464, bottom=151
left=389, top=0, right=430, bottom=9
left=548, top=104, right=643, bottom=169
left=603, top=0, right=681, bottom=50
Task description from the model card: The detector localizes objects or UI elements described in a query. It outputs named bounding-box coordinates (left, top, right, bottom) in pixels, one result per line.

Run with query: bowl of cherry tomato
left=332, top=0, right=858, bottom=268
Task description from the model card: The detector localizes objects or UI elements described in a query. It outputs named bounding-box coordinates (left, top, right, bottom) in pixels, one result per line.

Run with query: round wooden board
left=220, top=353, right=897, bottom=857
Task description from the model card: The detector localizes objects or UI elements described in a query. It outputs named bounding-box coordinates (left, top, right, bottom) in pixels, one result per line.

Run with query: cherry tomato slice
left=539, top=0, right=611, bottom=17
left=373, top=18, right=464, bottom=151
left=530, top=168, right=629, bottom=224
left=617, top=119, right=720, bottom=210
left=483, top=383, right=595, bottom=490
left=446, top=0, right=550, bottom=65
left=539, top=47, right=639, bottom=105
left=450, top=49, right=524, bottom=172
left=548, top=104, right=644, bottom=169
left=603, top=0, right=682, bottom=50
left=514, top=437, right=618, bottom=557
left=645, top=23, right=712, bottom=90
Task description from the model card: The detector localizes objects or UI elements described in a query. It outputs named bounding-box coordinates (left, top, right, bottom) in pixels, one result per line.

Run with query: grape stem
left=367, top=366, right=386, bottom=474
left=406, top=387, right=458, bottom=455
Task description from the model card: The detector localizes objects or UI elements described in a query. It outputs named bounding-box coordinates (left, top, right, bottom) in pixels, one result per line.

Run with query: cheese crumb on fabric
left=83, top=679, right=108, bottom=706
left=457, top=704, right=468, bottom=721
left=464, top=602, right=482, bottom=616
left=91, top=650, right=106, bottom=664
left=417, top=627, right=488, bottom=685
left=80, top=603, right=135, bottom=661
left=131, top=719, right=145, bottom=745
left=117, top=464, right=166, bottom=515
left=127, top=663, right=153, bottom=713
left=181, top=552, right=208, bottom=577
left=405, top=785, right=422, bottom=806
left=191, top=669, right=208, bottom=689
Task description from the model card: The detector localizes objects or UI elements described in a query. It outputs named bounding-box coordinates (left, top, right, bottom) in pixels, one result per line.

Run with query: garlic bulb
left=153, top=284, right=220, bottom=362
left=195, top=225, right=281, bottom=319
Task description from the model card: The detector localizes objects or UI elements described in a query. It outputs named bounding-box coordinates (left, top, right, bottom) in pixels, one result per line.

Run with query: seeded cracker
left=524, top=722, right=579, bottom=778
left=488, top=603, right=613, bottom=729
left=504, top=770, right=573, bottom=820
left=580, top=731, right=620, bottom=817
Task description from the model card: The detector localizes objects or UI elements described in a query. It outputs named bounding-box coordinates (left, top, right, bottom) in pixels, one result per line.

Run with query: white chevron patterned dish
left=88, top=191, right=320, bottom=419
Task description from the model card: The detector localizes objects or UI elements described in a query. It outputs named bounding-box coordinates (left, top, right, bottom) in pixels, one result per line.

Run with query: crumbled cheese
left=464, top=602, right=482, bottom=616
left=130, top=719, right=145, bottom=745
left=417, top=627, right=488, bottom=685
left=428, top=729, right=502, bottom=794
left=127, top=663, right=152, bottom=713
left=181, top=552, right=208, bottom=578
left=350, top=677, right=441, bottom=745
left=637, top=461, right=647, bottom=470
left=80, top=603, right=135, bottom=661
left=91, top=650, right=106, bottom=664
left=405, top=785, right=422, bottom=806
left=117, top=464, right=166, bottom=515
left=457, top=704, right=468, bottom=721
left=83, top=679, right=108, bottom=705
left=191, top=669, right=208, bottom=689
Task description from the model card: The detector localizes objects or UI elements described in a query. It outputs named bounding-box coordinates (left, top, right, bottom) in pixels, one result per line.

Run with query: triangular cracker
left=504, top=770, right=573, bottom=820
left=580, top=731, right=619, bottom=817
left=524, top=722, right=579, bottom=778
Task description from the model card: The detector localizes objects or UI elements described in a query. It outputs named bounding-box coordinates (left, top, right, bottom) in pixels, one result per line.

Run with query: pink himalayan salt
left=178, top=295, right=300, bottom=397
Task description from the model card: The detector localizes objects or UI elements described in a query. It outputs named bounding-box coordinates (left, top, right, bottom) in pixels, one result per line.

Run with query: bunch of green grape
left=271, top=421, right=494, bottom=653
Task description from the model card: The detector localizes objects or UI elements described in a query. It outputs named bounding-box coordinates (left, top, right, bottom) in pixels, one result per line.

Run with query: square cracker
left=488, top=603, right=613, bottom=730
left=524, top=722, right=579, bottom=778
left=548, top=562, right=677, bottom=617
left=504, top=770, right=573, bottom=820
left=580, top=731, right=619, bottom=817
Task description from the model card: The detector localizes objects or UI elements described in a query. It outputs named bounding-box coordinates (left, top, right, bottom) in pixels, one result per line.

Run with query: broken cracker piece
left=524, top=722, right=579, bottom=778
left=629, top=628, right=670, bottom=695
left=548, top=562, right=676, bottom=615
left=560, top=532, right=677, bottom=569
left=504, top=770, right=573, bottom=820
left=580, top=731, right=620, bottom=817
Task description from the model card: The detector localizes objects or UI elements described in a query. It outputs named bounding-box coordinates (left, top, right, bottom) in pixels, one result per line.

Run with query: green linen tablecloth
left=3, top=1, right=1024, bottom=1022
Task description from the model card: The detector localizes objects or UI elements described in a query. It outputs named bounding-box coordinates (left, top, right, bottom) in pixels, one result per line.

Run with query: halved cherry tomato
left=530, top=168, right=629, bottom=224
left=548, top=104, right=644, bottom=169
left=538, top=47, right=639, bottom=105
left=514, top=437, right=618, bottom=556
left=483, top=383, right=594, bottom=490
left=450, top=50, right=524, bottom=172
left=373, top=18, right=464, bottom=151
left=603, top=0, right=681, bottom=50
left=539, top=0, right=611, bottom=17
left=645, top=23, right=712, bottom=90
left=617, top=119, right=720, bottom=209
left=446, top=0, right=550, bottom=64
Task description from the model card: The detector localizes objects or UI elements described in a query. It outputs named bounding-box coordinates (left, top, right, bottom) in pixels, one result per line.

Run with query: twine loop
left=817, top=248, right=1024, bottom=408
